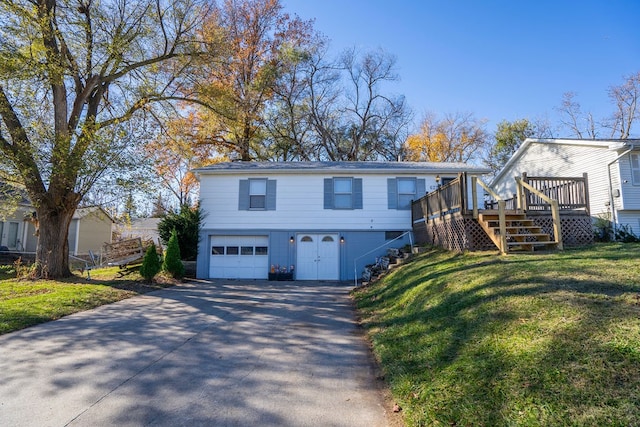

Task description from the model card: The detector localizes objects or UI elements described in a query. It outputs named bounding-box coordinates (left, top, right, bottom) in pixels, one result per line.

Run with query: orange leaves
left=404, top=112, right=489, bottom=163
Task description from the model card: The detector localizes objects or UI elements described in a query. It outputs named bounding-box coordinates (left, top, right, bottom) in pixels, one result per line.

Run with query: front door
left=296, top=233, right=339, bottom=280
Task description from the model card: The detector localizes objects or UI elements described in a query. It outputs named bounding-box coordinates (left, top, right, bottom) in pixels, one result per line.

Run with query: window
left=226, top=246, right=239, bottom=255
left=324, top=177, right=363, bottom=210
left=255, top=246, right=268, bottom=255
left=385, top=231, right=404, bottom=240
left=397, top=178, right=417, bottom=209
left=249, top=179, right=267, bottom=209
left=212, top=246, right=224, bottom=255
left=631, top=153, right=640, bottom=185
left=334, top=178, right=353, bottom=209
left=388, top=177, right=425, bottom=210
left=241, top=246, right=254, bottom=255
left=321, top=236, right=334, bottom=242
left=239, top=179, right=276, bottom=210
left=301, top=236, right=313, bottom=242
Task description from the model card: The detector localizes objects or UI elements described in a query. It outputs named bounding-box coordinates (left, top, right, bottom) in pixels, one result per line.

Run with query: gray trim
left=387, top=178, right=397, bottom=209
left=238, top=179, right=249, bottom=210
left=324, top=178, right=333, bottom=209
left=266, top=179, right=277, bottom=210
left=417, top=178, right=426, bottom=197
left=353, top=178, right=363, bottom=209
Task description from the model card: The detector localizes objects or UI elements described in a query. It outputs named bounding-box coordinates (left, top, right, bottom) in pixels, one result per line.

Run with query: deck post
left=471, top=176, right=479, bottom=219
left=498, top=200, right=507, bottom=255
left=582, top=172, right=590, bottom=216
left=551, top=200, right=564, bottom=250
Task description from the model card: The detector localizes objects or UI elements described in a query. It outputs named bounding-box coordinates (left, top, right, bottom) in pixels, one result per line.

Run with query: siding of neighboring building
left=492, top=141, right=615, bottom=218
left=492, top=138, right=640, bottom=236
left=70, top=208, right=113, bottom=256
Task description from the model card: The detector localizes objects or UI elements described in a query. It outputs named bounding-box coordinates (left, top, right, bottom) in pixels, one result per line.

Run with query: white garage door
left=209, top=235, right=269, bottom=279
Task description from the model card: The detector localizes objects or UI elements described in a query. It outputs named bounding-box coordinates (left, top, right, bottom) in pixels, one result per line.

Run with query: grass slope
left=0, top=265, right=173, bottom=335
left=353, top=243, right=640, bottom=427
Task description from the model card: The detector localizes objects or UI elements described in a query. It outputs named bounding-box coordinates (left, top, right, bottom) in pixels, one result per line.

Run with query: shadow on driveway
left=0, top=280, right=394, bottom=426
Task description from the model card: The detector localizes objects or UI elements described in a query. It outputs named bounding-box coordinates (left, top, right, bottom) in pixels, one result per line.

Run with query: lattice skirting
left=529, top=214, right=594, bottom=246
left=417, top=214, right=496, bottom=252
left=415, top=213, right=593, bottom=251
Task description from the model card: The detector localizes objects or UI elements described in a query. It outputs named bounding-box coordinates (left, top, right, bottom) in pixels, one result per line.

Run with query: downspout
left=607, top=147, right=634, bottom=238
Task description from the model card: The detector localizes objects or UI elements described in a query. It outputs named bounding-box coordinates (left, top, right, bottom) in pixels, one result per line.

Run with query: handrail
left=471, top=176, right=507, bottom=255
left=516, top=177, right=564, bottom=250
left=353, top=230, right=413, bottom=287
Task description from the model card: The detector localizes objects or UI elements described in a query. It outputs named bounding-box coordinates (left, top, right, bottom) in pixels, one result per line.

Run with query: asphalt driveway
left=0, top=280, right=393, bottom=426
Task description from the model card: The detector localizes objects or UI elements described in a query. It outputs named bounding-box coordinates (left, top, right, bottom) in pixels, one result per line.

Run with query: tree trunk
left=35, top=205, right=75, bottom=278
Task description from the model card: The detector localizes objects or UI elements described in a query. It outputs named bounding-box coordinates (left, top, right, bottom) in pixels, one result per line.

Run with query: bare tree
left=556, top=92, right=598, bottom=139
left=606, top=72, right=640, bottom=139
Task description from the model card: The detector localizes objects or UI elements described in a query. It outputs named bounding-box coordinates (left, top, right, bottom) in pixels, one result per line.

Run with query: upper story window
left=387, top=177, right=426, bottom=210
left=334, top=178, right=353, bottom=209
left=239, top=179, right=276, bottom=210
left=397, top=178, right=417, bottom=210
left=324, top=177, right=363, bottom=210
left=249, top=179, right=267, bottom=209
left=631, top=153, right=640, bottom=185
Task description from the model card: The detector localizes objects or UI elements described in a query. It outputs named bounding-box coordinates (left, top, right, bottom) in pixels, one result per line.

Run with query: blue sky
left=282, top=0, right=640, bottom=136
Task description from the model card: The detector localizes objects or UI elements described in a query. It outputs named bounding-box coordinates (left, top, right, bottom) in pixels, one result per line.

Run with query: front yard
left=0, top=265, right=174, bottom=335
left=353, top=243, right=640, bottom=427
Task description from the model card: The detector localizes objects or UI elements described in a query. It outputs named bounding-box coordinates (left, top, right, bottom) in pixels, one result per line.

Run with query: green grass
left=352, top=243, right=640, bottom=427
left=0, top=265, right=174, bottom=335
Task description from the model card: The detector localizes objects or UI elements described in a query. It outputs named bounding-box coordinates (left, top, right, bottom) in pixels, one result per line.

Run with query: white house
left=194, top=161, right=490, bottom=281
left=491, top=138, right=640, bottom=235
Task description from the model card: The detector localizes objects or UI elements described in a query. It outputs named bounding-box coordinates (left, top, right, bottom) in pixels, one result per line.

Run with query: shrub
left=158, top=204, right=202, bottom=261
left=139, top=244, right=161, bottom=282
left=162, top=229, right=185, bottom=279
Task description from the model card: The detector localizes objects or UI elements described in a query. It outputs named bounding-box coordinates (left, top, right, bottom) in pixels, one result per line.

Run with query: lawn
left=352, top=243, right=640, bottom=427
left=0, top=265, right=174, bottom=335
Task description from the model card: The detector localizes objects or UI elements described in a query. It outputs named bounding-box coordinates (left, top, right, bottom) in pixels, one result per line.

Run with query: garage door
left=209, top=235, right=269, bottom=279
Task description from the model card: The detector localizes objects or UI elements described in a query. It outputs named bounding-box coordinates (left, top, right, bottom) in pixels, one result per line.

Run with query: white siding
left=617, top=153, right=640, bottom=210
left=492, top=142, right=618, bottom=217
left=617, top=211, right=640, bottom=235
left=199, top=172, right=440, bottom=231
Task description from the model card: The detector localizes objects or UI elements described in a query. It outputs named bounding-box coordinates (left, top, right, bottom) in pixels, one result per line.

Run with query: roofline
left=193, top=161, right=491, bottom=178
left=490, top=138, right=640, bottom=185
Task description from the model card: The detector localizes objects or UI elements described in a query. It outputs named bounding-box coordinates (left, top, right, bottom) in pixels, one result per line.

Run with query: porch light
left=340, top=236, right=345, bottom=243
left=290, top=236, right=294, bottom=243
left=435, top=175, right=441, bottom=185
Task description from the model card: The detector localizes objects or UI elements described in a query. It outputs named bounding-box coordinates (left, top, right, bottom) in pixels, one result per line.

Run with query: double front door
left=296, top=233, right=339, bottom=280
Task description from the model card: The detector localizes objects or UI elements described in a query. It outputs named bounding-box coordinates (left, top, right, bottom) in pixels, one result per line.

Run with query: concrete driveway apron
left=0, top=280, right=392, bottom=426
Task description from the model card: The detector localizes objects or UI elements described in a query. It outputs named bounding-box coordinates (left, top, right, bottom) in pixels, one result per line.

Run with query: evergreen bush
left=158, top=204, right=202, bottom=261
left=162, top=229, right=185, bottom=279
left=140, top=244, right=161, bottom=282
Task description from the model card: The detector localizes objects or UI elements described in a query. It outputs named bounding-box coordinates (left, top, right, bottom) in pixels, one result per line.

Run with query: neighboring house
left=1, top=182, right=113, bottom=256
left=116, top=217, right=162, bottom=243
left=0, top=204, right=37, bottom=252
left=194, top=161, right=490, bottom=281
left=0, top=184, right=37, bottom=252
left=68, top=207, right=114, bottom=256
left=491, top=138, right=640, bottom=235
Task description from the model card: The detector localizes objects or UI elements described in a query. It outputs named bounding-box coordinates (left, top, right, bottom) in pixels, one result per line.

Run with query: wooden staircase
left=477, top=211, right=557, bottom=252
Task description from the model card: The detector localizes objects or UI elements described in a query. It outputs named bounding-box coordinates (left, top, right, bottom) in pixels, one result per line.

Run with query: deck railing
left=412, top=173, right=465, bottom=225
left=517, top=172, right=589, bottom=214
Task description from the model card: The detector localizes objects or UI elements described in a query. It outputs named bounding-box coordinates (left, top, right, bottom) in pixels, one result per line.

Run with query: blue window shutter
left=238, top=180, right=249, bottom=210
left=324, top=178, right=334, bottom=209
left=387, top=178, right=397, bottom=209
left=417, top=178, right=426, bottom=197
left=266, top=179, right=277, bottom=210
left=353, top=178, right=363, bottom=209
